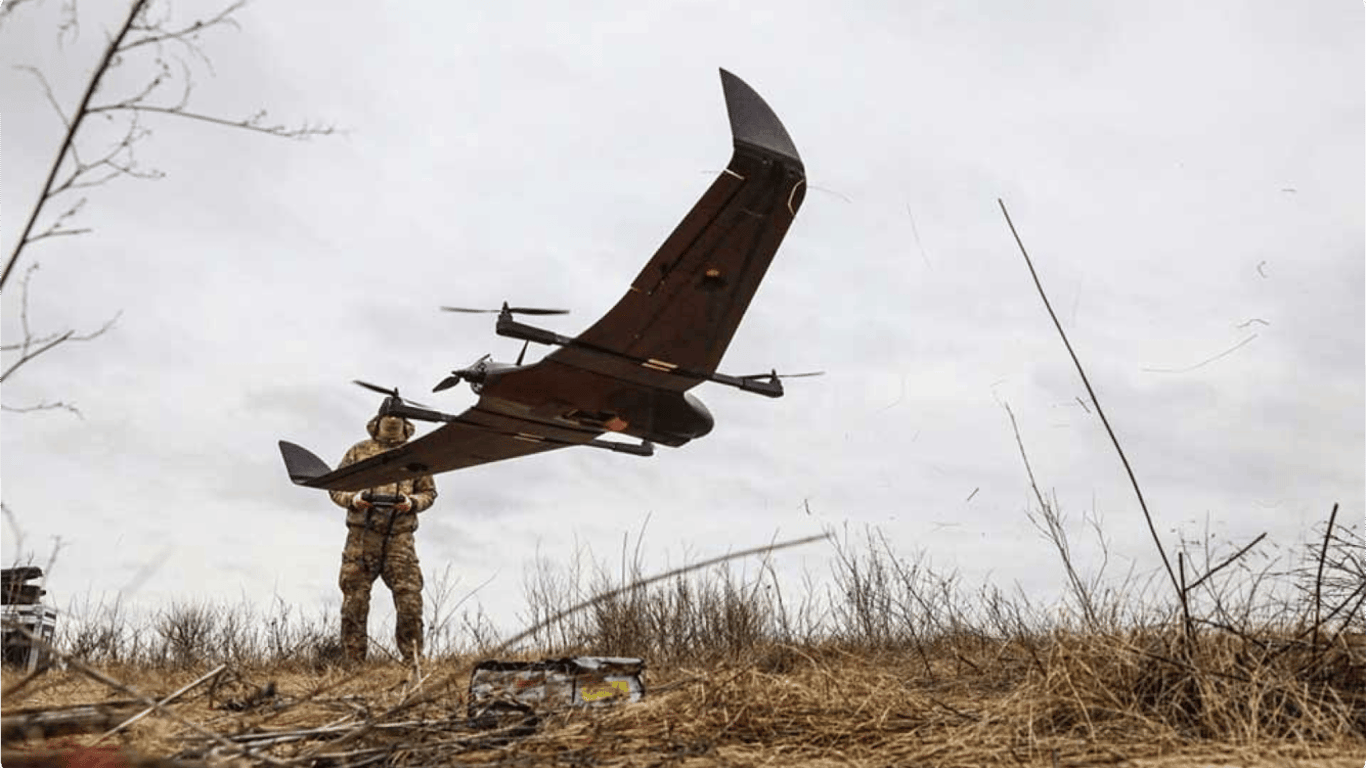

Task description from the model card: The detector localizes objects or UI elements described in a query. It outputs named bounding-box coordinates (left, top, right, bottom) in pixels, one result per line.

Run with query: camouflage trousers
left=339, top=527, right=424, bottom=663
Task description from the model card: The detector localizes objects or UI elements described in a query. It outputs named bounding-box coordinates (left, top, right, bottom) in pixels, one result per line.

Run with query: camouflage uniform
left=330, top=414, right=437, bottom=664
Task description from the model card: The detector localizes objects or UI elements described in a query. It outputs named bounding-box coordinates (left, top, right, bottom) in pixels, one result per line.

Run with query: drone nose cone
left=684, top=392, right=714, bottom=438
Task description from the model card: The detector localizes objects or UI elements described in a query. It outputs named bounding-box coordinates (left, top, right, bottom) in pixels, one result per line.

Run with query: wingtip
left=278, top=440, right=334, bottom=486
left=717, top=69, right=802, bottom=167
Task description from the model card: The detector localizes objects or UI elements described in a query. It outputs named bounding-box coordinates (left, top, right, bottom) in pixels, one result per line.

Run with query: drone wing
left=279, top=403, right=606, bottom=492
left=536, top=68, right=806, bottom=391
left=278, top=69, right=803, bottom=489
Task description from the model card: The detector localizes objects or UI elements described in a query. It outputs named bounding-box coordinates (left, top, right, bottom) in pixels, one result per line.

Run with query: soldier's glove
left=394, top=493, right=413, bottom=514
left=352, top=493, right=373, bottom=511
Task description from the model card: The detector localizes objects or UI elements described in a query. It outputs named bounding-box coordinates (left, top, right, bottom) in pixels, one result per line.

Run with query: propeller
left=432, top=354, right=493, bottom=393
left=352, top=380, right=433, bottom=409
left=440, top=304, right=569, bottom=316
left=739, top=370, right=825, bottom=380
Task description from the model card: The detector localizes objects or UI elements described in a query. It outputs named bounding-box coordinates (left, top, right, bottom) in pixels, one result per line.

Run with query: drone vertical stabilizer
left=719, top=69, right=802, bottom=167
left=278, top=440, right=333, bottom=485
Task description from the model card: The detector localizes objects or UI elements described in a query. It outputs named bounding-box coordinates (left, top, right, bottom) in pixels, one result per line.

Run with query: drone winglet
left=278, top=440, right=334, bottom=485
left=719, top=68, right=802, bottom=167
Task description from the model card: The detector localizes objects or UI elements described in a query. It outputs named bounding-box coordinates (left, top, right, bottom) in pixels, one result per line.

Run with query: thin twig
left=1264, top=578, right=1366, bottom=663
left=2, top=0, right=151, bottom=291
left=997, top=199, right=1186, bottom=628
left=906, top=203, right=931, bottom=268
left=1141, top=333, right=1258, bottom=374
left=14, top=65, right=71, bottom=130
left=5, top=625, right=288, bottom=766
left=1313, top=503, right=1340, bottom=659
left=92, top=662, right=227, bottom=743
left=1185, top=532, right=1268, bottom=592
left=0, top=330, right=73, bottom=381
left=1178, top=551, right=1192, bottom=639
left=1005, top=402, right=1098, bottom=628
left=1, top=400, right=84, bottom=416
left=121, top=0, right=245, bottom=54
left=87, top=103, right=335, bottom=139
left=3, top=0, right=336, bottom=294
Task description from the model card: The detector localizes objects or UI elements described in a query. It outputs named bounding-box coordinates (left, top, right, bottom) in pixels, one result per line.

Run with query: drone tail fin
left=278, top=440, right=334, bottom=485
left=719, top=69, right=802, bottom=168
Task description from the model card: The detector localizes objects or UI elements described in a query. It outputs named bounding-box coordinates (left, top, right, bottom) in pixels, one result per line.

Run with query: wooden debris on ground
left=1, top=702, right=144, bottom=742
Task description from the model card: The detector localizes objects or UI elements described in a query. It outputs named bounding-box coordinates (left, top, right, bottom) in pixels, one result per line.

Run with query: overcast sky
left=2, top=0, right=1361, bottom=640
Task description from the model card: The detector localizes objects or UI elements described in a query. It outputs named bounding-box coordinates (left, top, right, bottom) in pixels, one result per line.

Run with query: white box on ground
left=469, top=656, right=645, bottom=718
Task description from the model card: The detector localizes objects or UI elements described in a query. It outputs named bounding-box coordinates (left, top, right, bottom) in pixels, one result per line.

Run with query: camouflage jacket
left=328, top=436, right=437, bottom=534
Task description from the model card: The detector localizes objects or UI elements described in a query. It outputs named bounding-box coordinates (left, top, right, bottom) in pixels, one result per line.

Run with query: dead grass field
left=2, top=638, right=1362, bottom=767
left=3, top=513, right=1362, bottom=767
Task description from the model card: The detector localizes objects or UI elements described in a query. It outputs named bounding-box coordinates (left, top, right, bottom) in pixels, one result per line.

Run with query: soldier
left=329, top=403, right=437, bottom=665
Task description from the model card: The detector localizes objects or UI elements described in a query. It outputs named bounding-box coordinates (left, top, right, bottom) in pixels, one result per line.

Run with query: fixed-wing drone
left=278, top=69, right=811, bottom=493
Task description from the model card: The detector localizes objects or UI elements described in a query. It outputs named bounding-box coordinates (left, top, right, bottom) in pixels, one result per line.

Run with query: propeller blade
left=353, top=379, right=398, bottom=397
left=506, top=307, right=570, bottom=315
left=738, top=370, right=825, bottom=380
left=353, top=380, right=433, bottom=408
left=515, top=339, right=530, bottom=366
left=432, top=374, right=463, bottom=393
left=440, top=305, right=569, bottom=316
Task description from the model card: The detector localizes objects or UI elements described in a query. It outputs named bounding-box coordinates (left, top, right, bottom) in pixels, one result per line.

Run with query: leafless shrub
left=152, top=602, right=216, bottom=669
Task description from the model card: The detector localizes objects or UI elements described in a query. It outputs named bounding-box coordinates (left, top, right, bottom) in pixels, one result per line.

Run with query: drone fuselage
left=476, top=362, right=714, bottom=448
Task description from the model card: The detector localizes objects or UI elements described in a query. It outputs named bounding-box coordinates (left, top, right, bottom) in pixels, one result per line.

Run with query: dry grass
left=2, top=636, right=1361, bottom=767
left=3, top=514, right=1362, bottom=767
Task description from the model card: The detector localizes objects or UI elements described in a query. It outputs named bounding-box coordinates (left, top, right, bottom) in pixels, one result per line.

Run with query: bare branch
left=1006, top=402, right=1098, bottom=628
left=4, top=0, right=337, bottom=293
left=26, top=197, right=93, bottom=244
left=1313, top=503, right=1340, bottom=655
left=1186, top=532, right=1268, bottom=592
left=1, top=264, right=121, bottom=387
left=0, top=330, right=75, bottom=382
left=122, top=0, right=245, bottom=54
left=48, top=112, right=163, bottom=201
left=3, top=0, right=335, bottom=415
left=104, top=55, right=175, bottom=108
left=89, top=102, right=337, bottom=139
left=26, top=225, right=96, bottom=243
left=998, top=198, right=1186, bottom=629
left=15, top=264, right=42, bottom=341
left=170, top=55, right=195, bottom=110
left=2, top=0, right=151, bottom=291
left=2, top=401, right=85, bottom=418
left=13, top=65, right=71, bottom=130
